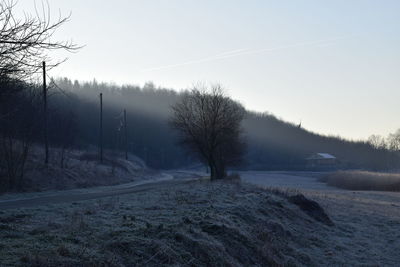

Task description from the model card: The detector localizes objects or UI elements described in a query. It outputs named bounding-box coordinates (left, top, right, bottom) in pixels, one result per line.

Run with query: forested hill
left=31, top=78, right=399, bottom=170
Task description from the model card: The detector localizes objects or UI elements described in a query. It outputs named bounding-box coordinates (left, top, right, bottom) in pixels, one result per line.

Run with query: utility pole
left=43, top=61, right=48, bottom=165
left=99, top=93, right=103, bottom=163
left=124, top=109, right=128, bottom=160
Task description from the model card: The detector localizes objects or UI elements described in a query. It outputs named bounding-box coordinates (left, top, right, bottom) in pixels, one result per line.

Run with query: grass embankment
left=0, top=180, right=333, bottom=266
left=321, top=171, right=400, bottom=191
left=1, top=146, right=148, bottom=193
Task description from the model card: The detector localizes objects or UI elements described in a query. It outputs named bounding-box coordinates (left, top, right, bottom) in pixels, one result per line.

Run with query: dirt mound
left=289, top=194, right=334, bottom=226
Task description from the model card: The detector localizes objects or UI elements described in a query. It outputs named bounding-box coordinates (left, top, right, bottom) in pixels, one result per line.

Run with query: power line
left=46, top=74, right=75, bottom=100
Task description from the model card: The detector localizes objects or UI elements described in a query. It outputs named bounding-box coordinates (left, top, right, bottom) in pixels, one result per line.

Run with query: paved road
left=0, top=171, right=327, bottom=210
left=0, top=177, right=193, bottom=211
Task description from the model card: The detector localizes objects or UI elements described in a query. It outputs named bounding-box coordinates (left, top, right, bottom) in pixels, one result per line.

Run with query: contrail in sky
left=141, top=48, right=251, bottom=72
left=141, top=36, right=348, bottom=72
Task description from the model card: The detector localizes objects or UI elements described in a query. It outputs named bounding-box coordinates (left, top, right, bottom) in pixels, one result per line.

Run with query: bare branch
left=0, top=0, right=82, bottom=79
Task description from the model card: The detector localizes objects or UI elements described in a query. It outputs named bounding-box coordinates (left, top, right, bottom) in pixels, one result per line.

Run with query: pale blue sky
left=19, top=0, right=400, bottom=140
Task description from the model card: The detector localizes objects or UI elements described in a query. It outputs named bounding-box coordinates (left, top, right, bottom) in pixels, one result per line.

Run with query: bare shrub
left=0, top=84, right=40, bottom=191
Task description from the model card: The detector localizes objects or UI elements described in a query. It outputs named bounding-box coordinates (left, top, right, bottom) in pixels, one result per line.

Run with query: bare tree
left=0, top=0, right=80, bottom=116
left=387, top=129, right=400, bottom=152
left=0, top=82, right=40, bottom=191
left=368, top=134, right=387, bottom=149
left=0, top=0, right=79, bottom=190
left=170, top=84, right=246, bottom=180
left=0, top=0, right=80, bottom=80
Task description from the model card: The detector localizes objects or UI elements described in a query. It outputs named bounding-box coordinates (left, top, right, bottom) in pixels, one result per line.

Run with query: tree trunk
left=215, top=164, right=226, bottom=179
left=209, top=160, right=217, bottom=180
left=209, top=159, right=226, bottom=180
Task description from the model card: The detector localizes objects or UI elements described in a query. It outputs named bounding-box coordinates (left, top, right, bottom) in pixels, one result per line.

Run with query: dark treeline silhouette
left=1, top=77, right=398, bottom=172
left=0, top=78, right=41, bottom=189
left=0, top=0, right=80, bottom=190
left=244, top=113, right=398, bottom=170
left=51, top=79, right=187, bottom=169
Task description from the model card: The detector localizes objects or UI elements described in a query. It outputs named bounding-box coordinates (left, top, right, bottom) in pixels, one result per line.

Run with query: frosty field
left=0, top=171, right=399, bottom=266
left=242, top=171, right=400, bottom=265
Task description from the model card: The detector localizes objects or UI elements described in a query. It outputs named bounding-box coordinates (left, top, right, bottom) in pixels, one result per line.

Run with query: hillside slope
left=5, top=145, right=150, bottom=193
left=53, top=79, right=395, bottom=170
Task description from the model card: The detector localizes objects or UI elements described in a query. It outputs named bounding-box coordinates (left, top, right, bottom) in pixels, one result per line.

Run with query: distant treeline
left=1, top=77, right=399, bottom=171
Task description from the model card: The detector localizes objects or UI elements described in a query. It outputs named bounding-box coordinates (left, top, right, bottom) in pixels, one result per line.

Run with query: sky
left=18, top=0, right=400, bottom=140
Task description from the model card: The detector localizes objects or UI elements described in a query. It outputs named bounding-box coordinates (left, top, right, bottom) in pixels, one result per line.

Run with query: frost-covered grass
left=1, top=145, right=150, bottom=194
left=320, top=171, right=400, bottom=191
left=243, top=171, right=400, bottom=266
left=0, top=180, right=336, bottom=266
left=2, top=175, right=400, bottom=266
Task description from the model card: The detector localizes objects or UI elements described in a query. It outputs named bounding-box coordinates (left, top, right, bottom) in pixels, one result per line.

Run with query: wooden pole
left=100, top=93, right=103, bottom=163
left=43, top=61, right=48, bottom=165
left=124, top=109, right=128, bottom=160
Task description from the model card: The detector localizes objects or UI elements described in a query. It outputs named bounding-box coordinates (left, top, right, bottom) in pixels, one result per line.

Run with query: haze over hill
left=29, top=77, right=397, bottom=171
left=14, top=0, right=400, bottom=140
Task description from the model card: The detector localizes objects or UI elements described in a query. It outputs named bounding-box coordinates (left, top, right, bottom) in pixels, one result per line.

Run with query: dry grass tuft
left=320, top=171, right=400, bottom=191
left=224, top=173, right=241, bottom=184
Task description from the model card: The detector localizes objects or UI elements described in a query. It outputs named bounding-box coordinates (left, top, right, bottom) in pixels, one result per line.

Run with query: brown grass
left=320, top=171, right=400, bottom=191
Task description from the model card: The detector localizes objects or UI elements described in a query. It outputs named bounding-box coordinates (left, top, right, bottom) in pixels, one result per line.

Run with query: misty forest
left=2, top=77, right=399, bottom=188
left=1, top=1, right=400, bottom=266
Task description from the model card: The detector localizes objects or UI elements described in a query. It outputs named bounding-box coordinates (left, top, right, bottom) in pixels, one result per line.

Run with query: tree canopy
left=171, top=85, right=246, bottom=179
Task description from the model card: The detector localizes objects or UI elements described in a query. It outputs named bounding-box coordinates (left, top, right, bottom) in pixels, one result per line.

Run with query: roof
left=306, top=153, right=336, bottom=160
